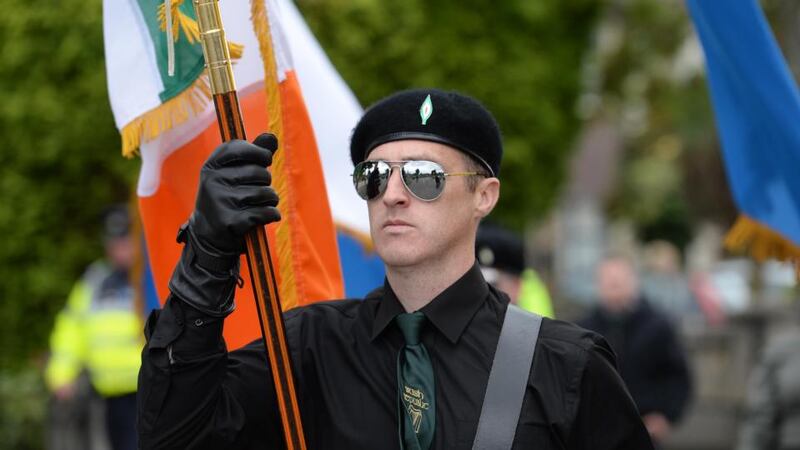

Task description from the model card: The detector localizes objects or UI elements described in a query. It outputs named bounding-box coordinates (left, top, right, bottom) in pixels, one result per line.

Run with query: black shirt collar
left=371, top=262, right=489, bottom=344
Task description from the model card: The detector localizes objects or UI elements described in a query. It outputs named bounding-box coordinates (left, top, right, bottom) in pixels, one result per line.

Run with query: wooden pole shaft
left=213, top=91, right=307, bottom=450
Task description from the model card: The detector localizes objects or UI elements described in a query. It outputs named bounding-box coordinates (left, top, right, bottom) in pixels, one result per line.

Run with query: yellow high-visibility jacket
left=45, top=262, right=142, bottom=397
left=517, top=269, right=555, bottom=319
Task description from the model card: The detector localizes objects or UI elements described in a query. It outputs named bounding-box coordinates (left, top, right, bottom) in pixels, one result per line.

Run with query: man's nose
left=382, top=168, right=409, bottom=205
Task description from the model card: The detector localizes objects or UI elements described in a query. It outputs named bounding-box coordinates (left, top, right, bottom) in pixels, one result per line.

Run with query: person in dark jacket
left=579, top=254, right=693, bottom=446
left=137, top=89, right=653, bottom=449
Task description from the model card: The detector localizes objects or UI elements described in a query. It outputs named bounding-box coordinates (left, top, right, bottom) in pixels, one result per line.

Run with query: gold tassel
left=158, top=1, right=241, bottom=55
left=724, top=215, right=800, bottom=275
left=158, top=0, right=194, bottom=43
left=229, top=42, right=244, bottom=60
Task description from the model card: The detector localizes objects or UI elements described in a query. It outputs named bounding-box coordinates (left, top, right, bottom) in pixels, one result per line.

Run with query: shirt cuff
left=145, top=296, right=225, bottom=358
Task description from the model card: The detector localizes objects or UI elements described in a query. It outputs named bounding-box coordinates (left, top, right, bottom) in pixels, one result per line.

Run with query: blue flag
left=687, top=0, right=800, bottom=260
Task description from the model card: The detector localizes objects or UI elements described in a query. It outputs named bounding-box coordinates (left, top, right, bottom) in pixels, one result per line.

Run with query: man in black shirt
left=137, top=89, right=654, bottom=449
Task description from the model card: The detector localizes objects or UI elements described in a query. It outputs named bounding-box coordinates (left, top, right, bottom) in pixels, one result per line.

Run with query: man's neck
left=385, top=249, right=476, bottom=313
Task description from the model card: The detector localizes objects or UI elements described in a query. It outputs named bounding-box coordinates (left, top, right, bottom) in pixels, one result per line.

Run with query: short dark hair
left=459, top=152, right=490, bottom=192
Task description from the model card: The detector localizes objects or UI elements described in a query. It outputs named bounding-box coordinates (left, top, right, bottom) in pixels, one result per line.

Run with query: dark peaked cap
left=350, top=88, right=503, bottom=177
left=102, top=204, right=131, bottom=239
left=475, top=223, right=525, bottom=275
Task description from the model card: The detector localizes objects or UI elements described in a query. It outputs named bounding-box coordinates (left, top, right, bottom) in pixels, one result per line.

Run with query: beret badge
left=420, top=94, right=433, bottom=125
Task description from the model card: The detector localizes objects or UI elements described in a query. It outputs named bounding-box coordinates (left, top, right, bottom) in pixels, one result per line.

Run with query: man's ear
left=474, top=178, right=500, bottom=219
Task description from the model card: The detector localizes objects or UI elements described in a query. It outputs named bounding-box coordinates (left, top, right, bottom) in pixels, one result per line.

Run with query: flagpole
left=192, top=1, right=307, bottom=448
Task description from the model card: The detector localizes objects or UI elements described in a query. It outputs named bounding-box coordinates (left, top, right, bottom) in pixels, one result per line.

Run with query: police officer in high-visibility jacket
left=475, top=222, right=555, bottom=318
left=45, top=205, right=142, bottom=450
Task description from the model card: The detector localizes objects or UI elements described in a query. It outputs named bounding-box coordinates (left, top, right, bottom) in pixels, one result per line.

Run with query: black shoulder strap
left=472, top=304, right=543, bottom=450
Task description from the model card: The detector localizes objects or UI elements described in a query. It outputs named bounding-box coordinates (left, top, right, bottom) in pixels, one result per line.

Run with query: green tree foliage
left=0, top=367, right=47, bottom=449
left=581, top=0, right=737, bottom=248
left=297, top=0, right=600, bottom=230
left=0, top=0, right=137, bottom=370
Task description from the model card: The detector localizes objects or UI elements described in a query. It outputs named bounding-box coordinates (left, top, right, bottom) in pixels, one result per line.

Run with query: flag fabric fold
left=686, top=0, right=800, bottom=265
left=104, top=0, right=377, bottom=349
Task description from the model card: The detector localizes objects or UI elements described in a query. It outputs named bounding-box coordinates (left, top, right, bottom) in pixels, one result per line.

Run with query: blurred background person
left=476, top=222, right=554, bottom=317
left=578, top=254, right=692, bottom=447
left=640, top=240, right=698, bottom=320
left=44, top=205, right=141, bottom=450
left=736, top=301, right=800, bottom=450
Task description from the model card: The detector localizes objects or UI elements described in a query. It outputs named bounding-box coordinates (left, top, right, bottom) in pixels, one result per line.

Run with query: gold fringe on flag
left=251, top=0, right=301, bottom=310
left=724, top=214, right=800, bottom=275
left=120, top=75, right=211, bottom=157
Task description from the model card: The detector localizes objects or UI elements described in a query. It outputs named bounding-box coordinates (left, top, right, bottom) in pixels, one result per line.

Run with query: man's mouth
left=383, top=219, right=412, bottom=229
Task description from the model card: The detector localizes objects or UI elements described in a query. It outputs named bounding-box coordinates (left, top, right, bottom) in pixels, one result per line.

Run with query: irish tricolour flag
left=104, top=0, right=381, bottom=348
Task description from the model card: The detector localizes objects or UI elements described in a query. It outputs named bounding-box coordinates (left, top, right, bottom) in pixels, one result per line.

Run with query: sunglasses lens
left=353, top=161, right=389, bottom=200
left=401, top=160, right=446, bottom=201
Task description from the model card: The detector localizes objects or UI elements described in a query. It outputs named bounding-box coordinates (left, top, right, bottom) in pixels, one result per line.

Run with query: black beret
left=351, top=88, right=503, bottom=177
left=475, top=223, right=525, bottom=275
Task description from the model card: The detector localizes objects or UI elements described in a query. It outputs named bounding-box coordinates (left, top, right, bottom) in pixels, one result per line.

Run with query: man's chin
left=377, top=249, right=422, bottom=269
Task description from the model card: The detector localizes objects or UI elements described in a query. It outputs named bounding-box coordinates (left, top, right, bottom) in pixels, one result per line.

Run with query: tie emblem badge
left=403, top=385, right=430, bottom=433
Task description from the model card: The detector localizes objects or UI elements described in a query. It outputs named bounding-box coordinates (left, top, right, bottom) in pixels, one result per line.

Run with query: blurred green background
left=0, top=0, right=797, bottom=448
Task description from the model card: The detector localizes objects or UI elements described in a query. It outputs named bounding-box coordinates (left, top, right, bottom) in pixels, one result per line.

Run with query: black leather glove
left=169, top=133, right=281, bottom=317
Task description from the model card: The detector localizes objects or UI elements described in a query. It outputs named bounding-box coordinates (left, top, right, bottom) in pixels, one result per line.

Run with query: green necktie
left=396, top=312, right=436, bottom=450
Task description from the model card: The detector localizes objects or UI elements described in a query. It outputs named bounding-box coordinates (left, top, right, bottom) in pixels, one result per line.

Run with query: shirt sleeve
left=137, top=297, right=284, bottom=449
left=567, top=340, right=654, bottom=450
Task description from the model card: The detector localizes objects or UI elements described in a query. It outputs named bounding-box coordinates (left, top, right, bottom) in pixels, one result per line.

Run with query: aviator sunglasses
left=352, top=160, right=487, bottom=201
